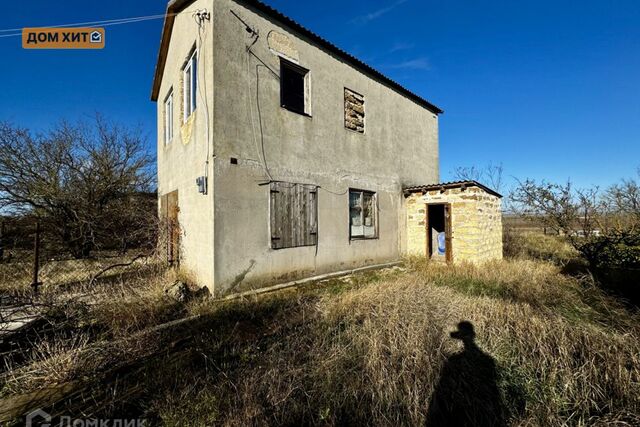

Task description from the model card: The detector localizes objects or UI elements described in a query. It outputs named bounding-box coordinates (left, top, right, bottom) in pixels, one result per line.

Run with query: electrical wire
left=245, top=33, right=273, bottom=181
left=0, top=12, right=181, bottom=39
left=254, top=63, right=274, bottom=181
left=318, top=186, right=349, bottom=196
left=233, top=9, right=349, bottom=196
left=192, top=9, right=213, bottom=193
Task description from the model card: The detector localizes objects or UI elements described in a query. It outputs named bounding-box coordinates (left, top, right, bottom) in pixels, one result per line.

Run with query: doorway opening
left=427, top=204, right=451, bottom=262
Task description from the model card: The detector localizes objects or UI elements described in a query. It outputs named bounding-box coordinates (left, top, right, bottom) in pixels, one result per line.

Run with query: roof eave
left=403, top=181, right=503, bottom=199
left=150, top=0, right=443, bottom=114
left=151, top=0, right=192, bottom=101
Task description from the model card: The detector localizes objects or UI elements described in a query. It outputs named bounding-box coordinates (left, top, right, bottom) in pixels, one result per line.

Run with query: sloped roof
left=150, top=0, right=443, bottom=115
left=403, top=180, right=503, bottom=198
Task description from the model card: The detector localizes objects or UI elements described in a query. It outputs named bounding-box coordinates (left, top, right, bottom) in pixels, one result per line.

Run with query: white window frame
left=164, top=89, right=173, bottom=144
left=349, top=189, right=378, bottom=240
left=182, top=49, right=197, bottom=122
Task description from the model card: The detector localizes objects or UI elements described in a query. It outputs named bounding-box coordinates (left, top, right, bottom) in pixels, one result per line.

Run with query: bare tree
left=453, top=162, right=504, bottom=193
left=510, top=176, right=640, bottom=267
left=0, top=116, right=155, bottom=258
left=605, top=169, right=640, bottom=228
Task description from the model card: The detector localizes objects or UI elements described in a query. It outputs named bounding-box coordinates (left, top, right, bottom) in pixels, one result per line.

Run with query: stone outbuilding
left=404, top=181, right=503, bottom=263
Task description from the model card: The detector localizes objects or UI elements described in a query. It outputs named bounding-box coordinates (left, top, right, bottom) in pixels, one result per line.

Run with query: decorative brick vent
left=344, top=88, right=365, bottom=133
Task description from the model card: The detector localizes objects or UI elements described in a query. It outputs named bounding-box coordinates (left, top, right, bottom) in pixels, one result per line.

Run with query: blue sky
left=1, top=0, right=639, bottom=190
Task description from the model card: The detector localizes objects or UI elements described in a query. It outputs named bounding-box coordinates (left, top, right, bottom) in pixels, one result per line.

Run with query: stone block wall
left=406, top=193, right=427, bottom=256
left=404, top=186, right=503, bottom=263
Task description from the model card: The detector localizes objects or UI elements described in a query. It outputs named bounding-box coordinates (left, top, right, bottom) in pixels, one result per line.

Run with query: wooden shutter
left=270, top=182, right=318, bottom=249
left=164, top=190, right=179, bottom=266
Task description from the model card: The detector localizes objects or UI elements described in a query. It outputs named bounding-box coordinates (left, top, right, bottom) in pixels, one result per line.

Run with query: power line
left=0, top=12, right=179, bottom=39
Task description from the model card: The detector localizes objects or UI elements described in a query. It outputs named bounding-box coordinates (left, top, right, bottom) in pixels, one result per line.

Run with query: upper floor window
left=344, top=88, right=365, bottom=133
left=280, top=58, right=310, bottom=116
left=164, top=89, right=173, bottom=144
left=349, top=189, right=377, bottom=239
left=183, top=49, right=197, bottom=121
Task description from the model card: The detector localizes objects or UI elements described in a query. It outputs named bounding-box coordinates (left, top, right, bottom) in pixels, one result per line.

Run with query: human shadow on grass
left=426, top=321, right=507, bottom=427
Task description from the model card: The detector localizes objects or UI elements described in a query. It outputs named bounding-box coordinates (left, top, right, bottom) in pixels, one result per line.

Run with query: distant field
left=503, top=214, right=554, bottom=234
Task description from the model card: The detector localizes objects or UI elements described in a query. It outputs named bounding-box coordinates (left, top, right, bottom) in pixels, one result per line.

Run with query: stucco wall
left=405, top=187, right=503, bottom=263
left=208, top=0, right=440, bottom=294
left=156, top=0, right=216, bottom=289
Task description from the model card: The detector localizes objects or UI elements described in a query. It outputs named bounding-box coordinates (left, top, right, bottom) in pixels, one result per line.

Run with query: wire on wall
left=232, top=9, right=275, bottom=182
left=231, top=10, right=351, bottom=198
left=193, top=9, right=213, bottom=193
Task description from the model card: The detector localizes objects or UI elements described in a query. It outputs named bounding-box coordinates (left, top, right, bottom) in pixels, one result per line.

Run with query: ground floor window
left=349, top=189, right=377, bottom=239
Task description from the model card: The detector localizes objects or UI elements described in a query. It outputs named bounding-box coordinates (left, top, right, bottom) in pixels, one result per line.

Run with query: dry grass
left=2, top=258, right=638, bottom=426
left=0, top=267, right=185, bottom=397
left=3, top=333, right=90, bottom=393
left=504, top=230, right=579, bottom=265
left=0, top=252, right=156, bottom=296
left=86, top=268, right=186, bottom=338
left=142, top=259, right=640, bottom=426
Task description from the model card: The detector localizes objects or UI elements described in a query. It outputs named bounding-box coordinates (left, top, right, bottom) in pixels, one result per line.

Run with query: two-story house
left=152, top=0, right=502, bottom=296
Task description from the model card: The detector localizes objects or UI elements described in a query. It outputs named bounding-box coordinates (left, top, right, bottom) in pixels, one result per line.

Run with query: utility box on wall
left=404, top=181, right=503, bottom=263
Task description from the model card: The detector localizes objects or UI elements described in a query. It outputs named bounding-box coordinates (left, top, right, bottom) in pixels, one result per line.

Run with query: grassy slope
left=147, top=259, right=640, bottom=426
left=2, top=245, right=639, bottom=425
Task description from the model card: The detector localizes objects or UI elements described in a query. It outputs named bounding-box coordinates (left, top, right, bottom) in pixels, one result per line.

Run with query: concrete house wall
left=156, top=0, right=216, bottom=289
left=209, top=0, right=439, bottom=294
left=155, top=0, right=441, bottom=296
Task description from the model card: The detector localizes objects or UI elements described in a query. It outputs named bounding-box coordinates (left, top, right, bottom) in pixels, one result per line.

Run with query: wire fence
left=0, top=216, right=168, bottom=297
left=0, top=215, right=173, bottom=369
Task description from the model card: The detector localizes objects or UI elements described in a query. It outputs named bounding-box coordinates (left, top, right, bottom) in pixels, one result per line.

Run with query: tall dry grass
left=3, top=257, right=638, bottom=426
left=0, top=267, right=185, bottom=397
left=503, top=230, right=579, bottom=265
left=147, top=259, right=640, bottom=426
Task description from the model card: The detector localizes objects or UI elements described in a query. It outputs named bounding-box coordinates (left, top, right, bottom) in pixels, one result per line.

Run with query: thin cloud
left=381, top=57, right=431, bottom=71
left=388, top=42, right=415, bottom=53
left=351, top=0, right=409, bottom=25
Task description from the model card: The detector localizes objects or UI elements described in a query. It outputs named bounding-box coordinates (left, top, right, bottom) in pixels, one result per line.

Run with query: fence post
left=31, top=221, right=41, bottom=294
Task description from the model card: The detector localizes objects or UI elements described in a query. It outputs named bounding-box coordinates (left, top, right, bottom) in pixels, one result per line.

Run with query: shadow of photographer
left=426, top=321, right=507, bottom=427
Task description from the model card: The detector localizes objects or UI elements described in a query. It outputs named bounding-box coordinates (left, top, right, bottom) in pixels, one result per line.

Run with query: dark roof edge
left=151, top=0, right=192, bottom=101
left=403, top=180, right=503, bottom=199
left=151, top=0, right=444, bottom=115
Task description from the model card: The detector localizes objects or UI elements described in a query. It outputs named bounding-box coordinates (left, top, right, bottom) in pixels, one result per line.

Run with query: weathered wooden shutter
left=270, top=182, right=318, bottom=249
left=162, top=190, right=179, bottom=266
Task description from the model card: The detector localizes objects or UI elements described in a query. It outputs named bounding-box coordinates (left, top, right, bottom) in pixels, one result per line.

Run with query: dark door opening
left=426, top=204, right=451, bottom=262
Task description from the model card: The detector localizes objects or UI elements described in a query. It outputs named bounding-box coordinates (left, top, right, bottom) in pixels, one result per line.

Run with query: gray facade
left=153, top=0, right=441, bottom=296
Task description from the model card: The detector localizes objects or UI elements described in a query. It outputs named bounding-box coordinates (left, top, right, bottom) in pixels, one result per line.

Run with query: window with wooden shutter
left=270, top=182, right=318, bottom=249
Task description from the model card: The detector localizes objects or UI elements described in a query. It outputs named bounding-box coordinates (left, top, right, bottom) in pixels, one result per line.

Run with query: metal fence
left=0, top=217, right=165, bottom=296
